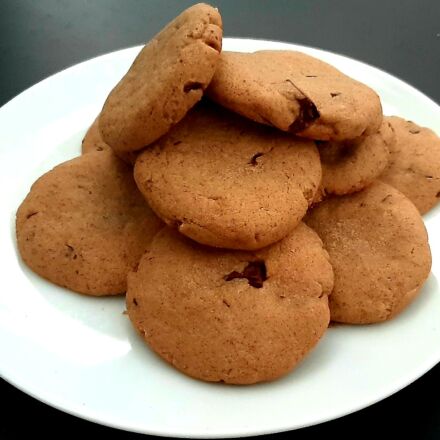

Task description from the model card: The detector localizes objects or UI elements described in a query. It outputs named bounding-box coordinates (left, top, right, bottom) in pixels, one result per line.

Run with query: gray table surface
left=1, top=1, right=439, bottom=438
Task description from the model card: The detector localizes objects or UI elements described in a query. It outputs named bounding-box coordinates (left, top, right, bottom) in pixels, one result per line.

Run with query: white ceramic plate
left=1, top=38, right=439, bottom=438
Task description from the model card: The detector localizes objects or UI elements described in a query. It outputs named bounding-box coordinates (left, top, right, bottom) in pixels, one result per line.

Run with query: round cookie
left=127, top=224, right=333, bottom=384
left=316, top=118, right=393, bottom=198
left=134, top=103, right=322, bottom=250
left=99, top=3, right=222, bottom=154
left=380, top=116, right=440, bottom=214
left=16, top=150, right=163, bottom=296
left=207, top=50, right=383, bottom=141
left=82, top=116, right=137, bottom=164
left=305, top=181, right=432, bottom=324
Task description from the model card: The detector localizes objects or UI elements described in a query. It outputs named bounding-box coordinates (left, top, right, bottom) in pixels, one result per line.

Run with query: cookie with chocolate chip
left=316, top=118, right=394, bottom=198
left=16, top=150, right=163, bottom=296
left=126, top=223, right=333, bottom=384
left=380, top=116, right=440, bottom=214
left=207, top=50, right=382, bottom=141
left=306, top=181, right=431, bottom=324
left=100, top=3, right=223, bottom=155
left=134, top=102, right=321, bottom=250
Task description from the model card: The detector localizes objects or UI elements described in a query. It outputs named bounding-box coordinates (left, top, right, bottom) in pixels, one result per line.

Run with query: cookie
left=207, top=50, right=383, bottom=141
left=81, top=117, right=111, bottom=154
left=126, top=224, right=333, bottom=384
left=134, top=103, right=322, bottom=250
left=16, top=150, right=163, bottom=296
left=82, top=116, right=138, bottom=164
left=380, top=116, right=440, bottom=214
left=99, top=3, right=222, bottom=154
left=305, top=181, right=431, bottom=324
left=316, top=119, right=393, bottom=197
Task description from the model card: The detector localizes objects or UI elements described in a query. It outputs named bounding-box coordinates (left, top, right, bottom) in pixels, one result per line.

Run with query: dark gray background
left=1, top=0, right=439, bottom=439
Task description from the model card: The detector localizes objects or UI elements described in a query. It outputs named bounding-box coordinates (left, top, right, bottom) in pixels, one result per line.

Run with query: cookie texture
left=82, top=117, right=111, bottom=154
left=380, top=116, right=440, bottom=214
left=82, top=116, right=138, bottom=164
left=16, top=150, right=163, bottom=296
left=207, top=50, right=382, bottom=141
left=306, top=181, right=432, bottom=324
left=100, top=3, right=222, bottom=154
left=127, top=224, right=333, bottom=384
left=317, top=119, right=393, bottom=197
left=134, top=103, right=321, bottom=250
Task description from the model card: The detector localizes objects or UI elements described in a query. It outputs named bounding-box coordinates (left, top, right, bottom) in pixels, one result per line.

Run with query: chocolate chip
left=26, top=211, right=39, bottom=219
left=222, top=299, right=230, bottom=307
left=133, top=298, right=138, bottom=306
left=436, top=191, right=440, bottom=198
left=289, top=97, right=320, bottom=133
left=249, top=152, right=263, bottom=166
left=330, top=92, right=341, bottom=98
left=65, top=244, right=78, bottom=260
left=183, top=82, right=203, bottom=93
left=224, top=260, right=267, bottom=288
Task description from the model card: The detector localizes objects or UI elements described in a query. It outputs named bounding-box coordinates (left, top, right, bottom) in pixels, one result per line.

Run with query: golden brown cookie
left=100, top=3, right=222, bottom=154
left=306, top=181, right=431, bottom=324
left=380, top=116, right=440, bottom=214
left=316, top=119, right=394, bottom=197
left=207, top=50, right=383, bottom=141
left=127, top=224, right=333, bottom=384
left=16, top=150, right=163, bottom=296
left=134, top=103, right=322, bottom=250
left=81, top=117, right=111, bottom=154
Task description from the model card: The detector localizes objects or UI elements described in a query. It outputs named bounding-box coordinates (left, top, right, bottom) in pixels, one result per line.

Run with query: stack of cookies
left=16, top=3, right=440, bottom=384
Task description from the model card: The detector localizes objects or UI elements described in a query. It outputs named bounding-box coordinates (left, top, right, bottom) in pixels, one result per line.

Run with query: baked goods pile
left=16, top=3, right=439, bottom=384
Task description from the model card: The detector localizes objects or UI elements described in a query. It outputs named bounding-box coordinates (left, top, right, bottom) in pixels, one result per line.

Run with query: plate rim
left=1, top=37, right=440, bottom=438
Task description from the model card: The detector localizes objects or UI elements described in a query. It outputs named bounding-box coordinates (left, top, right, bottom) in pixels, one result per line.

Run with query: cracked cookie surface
left=380, top=116, right=440, bottom=214
left=126, top=224, right=333, bottom=384
left=207, top=50, right=383, bottom=141
left=133, top=102, right=321, bottom=250
left=16, top=150, right=163, bottom=296
left=99, top=3, right=223, bottom=154
left=306, top=181, right=431, bottom=324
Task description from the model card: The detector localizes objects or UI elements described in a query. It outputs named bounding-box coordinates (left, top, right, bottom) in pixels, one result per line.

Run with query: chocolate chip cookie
left=100, top=3, right=223, bottom=154
left=16, top=150, right=163, bottom=296
left=134, top=102, right=321, bottom=250
left=127, top=224, right=333, bottom=384
left=306, top=181, right=431, bottom=324
left=207, top=50, right=383, bottom=141
left=317, top=119, right=393, bottom=198
left=380, top=116, right=440, bottom=214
